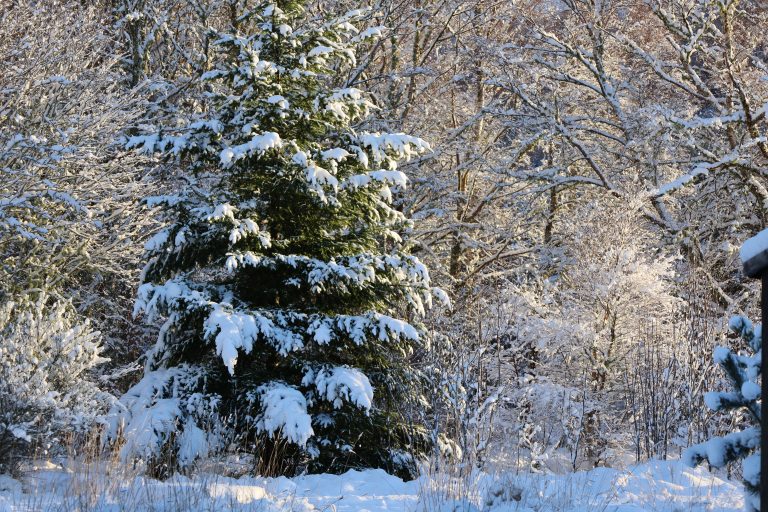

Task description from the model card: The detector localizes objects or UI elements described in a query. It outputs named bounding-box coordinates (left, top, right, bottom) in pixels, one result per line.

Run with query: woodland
left=0, top=0, right=766, bottom=510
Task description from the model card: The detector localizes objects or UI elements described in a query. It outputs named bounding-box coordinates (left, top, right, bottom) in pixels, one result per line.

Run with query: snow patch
left=0, top=460, right=742, bottom=512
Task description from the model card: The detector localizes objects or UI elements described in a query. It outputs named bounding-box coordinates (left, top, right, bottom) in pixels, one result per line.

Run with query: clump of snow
left=293, top=150, right=339, bottom=192
left=308, top=45, right=334, bottom=58
left=728, top=315, right=753, bottom=333
left=206, top=203, right=237, bottom=222
left=357, top=132, right=431, bottom=166
left=321, top=148, right=350, bottom=161
left=177, top=420, right=211, bottom=467
left=108, top=369, right=185, bottom=461
left=204, top=304, right=305, bottom=373
left=342, top=170, right=408, bottom=191
left=740, top=228, right=768, bottom=263
left=106, top=365, right=221, bottom=468
left=256, top=383, right=314, bottom=446
left=312, top=322, right=333, bottom=344
left=741, top=380, right=760, bottom=400
left=685, top=427, right=760, bottom=470
left=742, top=453, right=760, bottom=488
left=312, top=366, right=374, bottom=410
left=713, top=346, right=730, bottom=364
left=220, top=132, right=282, bottom=166
left=144, top=228, right=170, bottom=251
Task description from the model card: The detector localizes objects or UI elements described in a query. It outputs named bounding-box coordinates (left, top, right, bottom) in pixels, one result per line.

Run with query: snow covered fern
left=0, top=293, right=111, bottom=473
left=110, top=1, right=444, bottom=478
left=685, top=315, right=761, bottom=511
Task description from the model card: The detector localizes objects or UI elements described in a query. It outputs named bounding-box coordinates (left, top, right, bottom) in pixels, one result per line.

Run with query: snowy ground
left=0, top=459, right=742, bottom=512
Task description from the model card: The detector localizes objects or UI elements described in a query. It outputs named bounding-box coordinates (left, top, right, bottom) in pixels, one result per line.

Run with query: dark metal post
left=762, top=273, right=767, bottom=512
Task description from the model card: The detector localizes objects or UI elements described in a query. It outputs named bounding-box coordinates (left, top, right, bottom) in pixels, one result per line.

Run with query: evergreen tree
left=685, top=315, right=761, bottom=512
left=110, top=1, right=445, bottom=478
left=0, top=293, right=110, bottom=474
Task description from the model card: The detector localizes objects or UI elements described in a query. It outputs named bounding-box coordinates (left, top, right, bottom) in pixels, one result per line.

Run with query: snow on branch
left=306, top=366, right=374, bottom=411
left=204, top=303, right=304, bottom=374
left=220, top=132, right=282, bottom=166
left=255, top=383, right=313, bottom=446
left=653, top=138, right=766, bottom=197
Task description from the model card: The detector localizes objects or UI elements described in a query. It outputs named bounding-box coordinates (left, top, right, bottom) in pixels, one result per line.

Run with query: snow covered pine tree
left=110, top=1, right=445, bottom=478
left=685, top=316, right=761, bottom=511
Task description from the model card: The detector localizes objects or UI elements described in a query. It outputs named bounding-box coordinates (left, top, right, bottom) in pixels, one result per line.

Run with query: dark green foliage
left=685, top=315, right=761, bottom=511
left=113, top=0, right=443, bottom=478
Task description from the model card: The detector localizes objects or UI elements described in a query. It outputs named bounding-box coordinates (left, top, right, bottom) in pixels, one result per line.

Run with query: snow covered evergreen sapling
left=685, top=316, right=761, bottom=511
left=112, top=1, right=443, bottom=477
left=0, top=293, right=110, bottom=473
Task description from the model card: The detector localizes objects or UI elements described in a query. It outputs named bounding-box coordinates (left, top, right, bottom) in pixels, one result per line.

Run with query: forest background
left=1, top=0, right=766, bottom=489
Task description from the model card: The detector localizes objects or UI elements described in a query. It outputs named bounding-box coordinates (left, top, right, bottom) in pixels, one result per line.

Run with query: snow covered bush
left=685, top=315, right=761, bottom=511
left=110, top=1, right=444, bottom=478
left=490, top=201, right=681, bottom=469
left=0, top=293, right=111, bottom=473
